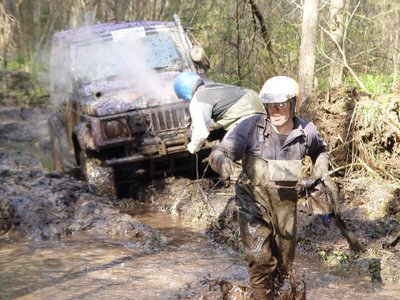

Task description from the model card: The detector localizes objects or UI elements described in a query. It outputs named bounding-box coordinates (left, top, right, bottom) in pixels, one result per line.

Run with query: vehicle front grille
left=148, top=103, right=190, bottom=132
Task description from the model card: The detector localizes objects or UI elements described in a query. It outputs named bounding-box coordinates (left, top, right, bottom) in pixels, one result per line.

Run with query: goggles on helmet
left=264, top=96, right=297, bottom=109
left=266, top=101, right=289, bottom=110
left=260, top=92, right=297, bottom=104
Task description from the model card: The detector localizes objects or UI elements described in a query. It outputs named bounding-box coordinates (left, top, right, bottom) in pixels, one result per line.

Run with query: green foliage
left=356, top=100, right=380, bottom=129
left=191, top=204, right=206, bottom=224
left=30, top=87, right=50, bottom=106
left=316, top=72, right=399, bottom=99
left=274, top=22, right=301, bottom=74
left=4, top=0, right=400, bottom=102
left=0, top=56, right=50, bottom=106
left=316, top=77, right=329, bottom=95
left=343, top=73, right=395, bottom=95
left=6, top=59, right=24, bottom=72
left=367, top=0, right=400, bottom=9
left=226, top=232, right=239, bottom=248
left=318, top=249, right=350, bottom=267
left=317, top=250, right=326, bottom=259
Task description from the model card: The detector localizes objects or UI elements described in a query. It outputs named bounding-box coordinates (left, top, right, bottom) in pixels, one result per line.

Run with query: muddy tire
left=79, top=151, right=117, bottom=197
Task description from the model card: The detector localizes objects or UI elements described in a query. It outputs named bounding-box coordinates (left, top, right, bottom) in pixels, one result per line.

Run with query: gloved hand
left=209, top=149, right=235, bottom=181
left=297, top=153, right=331, bottom=196
left=296, top=176, right=320, bottom=189
left=313, top=154, right=329, bottom=180
left=187, top=141, right=197, bottom=154
left=218, top=156, right=235, bottom=181
left=296, top=176, right=333, bottom=217
left=295, top=176, right=321, bottom=197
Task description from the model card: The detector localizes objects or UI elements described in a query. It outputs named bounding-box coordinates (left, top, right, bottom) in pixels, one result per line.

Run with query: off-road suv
left=48, top=15, right=213, bottom=197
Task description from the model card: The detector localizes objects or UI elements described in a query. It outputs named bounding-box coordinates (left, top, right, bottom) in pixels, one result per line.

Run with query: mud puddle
left=0, top=208, right=398, bottom=300
left=0, top=208, right=248, bottom=300
left=130, top=207, right=400, bottom=300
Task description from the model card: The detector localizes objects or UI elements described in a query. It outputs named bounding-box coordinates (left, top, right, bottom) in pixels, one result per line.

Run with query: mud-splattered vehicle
left=48, top=15, right=213, bottom=197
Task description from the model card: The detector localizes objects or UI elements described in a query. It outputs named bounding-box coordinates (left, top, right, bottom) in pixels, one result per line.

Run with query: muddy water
left=0, top=208, right=398, bottom=300
left=0, top=208, right=247, bottom=300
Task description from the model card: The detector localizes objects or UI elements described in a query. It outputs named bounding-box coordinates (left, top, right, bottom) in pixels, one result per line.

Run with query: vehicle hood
left=80, top=71, right=182, bottom=117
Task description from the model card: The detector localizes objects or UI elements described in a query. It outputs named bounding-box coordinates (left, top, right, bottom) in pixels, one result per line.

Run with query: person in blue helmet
left=173, top=71, right=265, bottom=154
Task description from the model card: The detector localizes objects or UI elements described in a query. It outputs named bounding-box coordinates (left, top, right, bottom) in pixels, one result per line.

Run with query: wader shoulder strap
left=257, top=120, right=267, bottom=156
left=300, top=128, right=308, bottom=155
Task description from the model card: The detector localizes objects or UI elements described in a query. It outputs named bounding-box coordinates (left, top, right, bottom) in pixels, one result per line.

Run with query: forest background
left=1, top=0, right=400, bottom=99
left=0, top=0, right=399, bottom=182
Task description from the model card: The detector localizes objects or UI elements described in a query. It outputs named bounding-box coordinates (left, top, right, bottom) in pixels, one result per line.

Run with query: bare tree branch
left=0, top=2, right=17, bottom=54
left=319, top=1, right=369, bottom=92
left=247, top=0, right=277, bottom=75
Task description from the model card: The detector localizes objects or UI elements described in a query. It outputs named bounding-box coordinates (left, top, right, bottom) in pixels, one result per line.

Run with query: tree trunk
left=2, top=27, right=7, bottom=90
left=298, top=0, right=319, bottom=105
left=328, top=0, right=346, bottom=88
left=247, top=0, right=277, bottom=76
left=16, top=0, right=34, bottom=72
left=235, top=0, right=243, bottom=85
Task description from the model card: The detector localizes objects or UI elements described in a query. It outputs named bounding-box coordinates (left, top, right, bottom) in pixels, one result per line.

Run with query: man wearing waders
left=209, top=76, right=330, bottom=299
left=173, top=71, right=265, bottom=154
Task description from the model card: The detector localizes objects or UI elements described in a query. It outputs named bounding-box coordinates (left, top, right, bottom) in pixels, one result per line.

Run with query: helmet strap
left=289, top=97, right=297, bottom=118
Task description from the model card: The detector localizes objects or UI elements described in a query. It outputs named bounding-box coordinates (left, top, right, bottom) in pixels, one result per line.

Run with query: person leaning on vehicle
left=173, top=71, right=265, bottom=154
left=209, top=76, right=331, bottom=299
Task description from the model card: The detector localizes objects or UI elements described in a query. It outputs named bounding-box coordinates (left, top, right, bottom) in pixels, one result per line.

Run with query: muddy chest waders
left=235, top=156, right=301, bottom=299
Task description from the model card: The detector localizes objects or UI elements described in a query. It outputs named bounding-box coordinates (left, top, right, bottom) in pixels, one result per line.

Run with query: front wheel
left=79, top=151, right=117, bottom=197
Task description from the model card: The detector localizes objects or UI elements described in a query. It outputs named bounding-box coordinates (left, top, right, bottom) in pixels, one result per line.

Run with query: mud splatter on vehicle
left=48, top=15, right=215, bottom=197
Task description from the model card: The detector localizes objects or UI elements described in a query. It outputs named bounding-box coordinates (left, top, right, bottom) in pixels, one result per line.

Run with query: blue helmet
left=173, top=71, right=204, bottom=101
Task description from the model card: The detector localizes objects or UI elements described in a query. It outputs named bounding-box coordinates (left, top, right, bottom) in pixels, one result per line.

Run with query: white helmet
left=259, top=76, right=301, bottom=115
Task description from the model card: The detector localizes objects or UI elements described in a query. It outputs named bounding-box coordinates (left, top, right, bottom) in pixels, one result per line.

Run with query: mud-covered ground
left=0, top=106, right=162, bottom=248
left=0, top=100, right=399, bottom=298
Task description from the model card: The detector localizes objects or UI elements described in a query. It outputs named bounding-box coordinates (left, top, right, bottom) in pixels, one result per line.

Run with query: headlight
left=103, top=119, right=129, bottom=139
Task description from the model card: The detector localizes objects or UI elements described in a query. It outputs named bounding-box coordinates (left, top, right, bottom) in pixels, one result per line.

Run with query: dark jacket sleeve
left=211, top=115, right=260, bottom=162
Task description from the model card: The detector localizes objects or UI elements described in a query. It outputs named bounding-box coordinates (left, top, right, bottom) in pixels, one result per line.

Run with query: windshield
left=71, top=26, right=189, bottom=82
